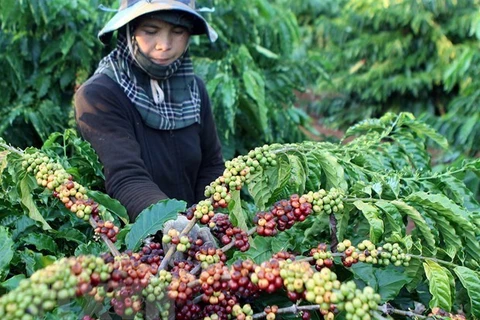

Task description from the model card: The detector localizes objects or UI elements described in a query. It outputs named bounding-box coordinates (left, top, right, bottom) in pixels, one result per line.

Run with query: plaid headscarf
left=94, top=31, right=201, bottom=130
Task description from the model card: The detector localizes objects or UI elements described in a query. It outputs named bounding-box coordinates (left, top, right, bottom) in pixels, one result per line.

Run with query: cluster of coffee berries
left=208, top=214, right=250, bottom=252
left=191, top=199, right=216, bottom=224
left=264, top=305, right=279, bottom=320
left=143, top=269, right=172, bottom=319
left=231, top=303, right=254, bottom=320
left=254, top=194, right=313, bottom=236
left=195, top=244, right=227, bottom=269
left=304, top=267, right=340, bottom=316
left=162, top=228, right=193, bottom=253
left=199, top=263, right=230, bottom=304
left=429, top=307, right=466, bottom=320
left=200, top=293, right=239, bottom=320
left=204, top=184, right=232, bottom=209
left=280, top=260, right=314, bottom=301
left=176, top=301, right=201, bottom=320
left=337, top=239, right=411, bottom=268
left=228, top=260, right=258, bottom=298
left=0, top=258, right=78, bottom=320
left=168, top=269, right=198, bottom=306
left=106, top=255, right=157, bottom=317
left=21, top=151, right=104, bottom=222
left=307, top=188, right=344, bottom=215
left=333, top=281, right=381, bottom=320
left=94, top=219, right=120, bottom=242
left=204, top=145, right=278, bottom=209
left=70, top=255, right=111, bottom=299
left=250, top=259, right=283, bottom=294
left=309, top=243, right=334, bottom=270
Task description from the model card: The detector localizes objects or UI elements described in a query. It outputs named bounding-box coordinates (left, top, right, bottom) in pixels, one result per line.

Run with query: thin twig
left=378, top=303, right=427, bottom=319
left=89, top=216, right=120, bottom=256
left=158, top=217, right=198, bottom=271
left=329, top=213, right=339, bottom=252
left=219, top=227, right=257, bottom=252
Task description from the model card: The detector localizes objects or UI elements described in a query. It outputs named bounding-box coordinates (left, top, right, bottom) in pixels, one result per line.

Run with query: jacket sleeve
left=74, top=75, right=168, bottom=221
left=194, top=77, right=225, bottom=202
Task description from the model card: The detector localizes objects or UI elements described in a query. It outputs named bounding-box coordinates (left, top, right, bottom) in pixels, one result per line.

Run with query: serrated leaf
left=53, top=228, right=87, bottom=244
left=240, top=237, right=272, bottom=264
left=407, top=192, right=480, bottom=261
left=391, top=200, right=436, bottom=249
left=423, top=260, right=453, bottom=311
left=254, top=44, right=279, bottom=59
left=1, top=274, right=26, bottom=292
left=405, top=242, right=425, bottom=291
left=247, top=169, right=273, bottom=210
left=454, top=266, right=480, bottom=317
left=125, top=199, right=186, bottom=251
left=425, top=211, right=461, bottom=259
left=353, top=200, right=384, bottom=243
left=19, top=175, right=51, bottom=230
left=21, top=233, right=58, bottom=254
left=229, top=190, right=248, bottom=231
left=88, top=190, right=129, bottom=225
left=267, top=157, right=292, bottom=203
left=286, top=153, right=306, bottom=194
left=375, top=200, right=403, bottom=236
left=376, top=267, right=409, bottom=301
left=242, top=69, right=268, bottom=134
left=0, top=227, right=14, bottom=281
left=404, top=119, right=449, bottom=149
left=75, top=242, right=108, bottom=256
left=313, top=150, right=347, bottom=190
left=19, top=250, right=56, bottom=276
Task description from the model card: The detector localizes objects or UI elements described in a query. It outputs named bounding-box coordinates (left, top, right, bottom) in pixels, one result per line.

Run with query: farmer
left=74, top=0, right=225, bottom=223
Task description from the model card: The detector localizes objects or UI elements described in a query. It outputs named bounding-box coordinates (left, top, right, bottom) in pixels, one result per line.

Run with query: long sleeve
left=74, top=74, right=225, bottom=222
left=74, top=74, right=169, bottom=220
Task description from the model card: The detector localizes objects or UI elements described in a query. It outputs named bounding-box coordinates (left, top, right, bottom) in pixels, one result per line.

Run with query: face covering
left=94, top=29, right=201, bottom=130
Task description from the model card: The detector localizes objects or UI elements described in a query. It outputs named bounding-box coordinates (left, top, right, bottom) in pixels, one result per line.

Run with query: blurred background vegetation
left=0, top=0, right=478, bottom=194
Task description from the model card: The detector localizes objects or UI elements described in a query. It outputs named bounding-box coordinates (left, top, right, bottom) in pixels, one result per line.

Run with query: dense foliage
left=0, top=0, right=114, bottom=148
left=291, top=0, right=480, bottom=156
left=1, top=113, right=479, bottom=319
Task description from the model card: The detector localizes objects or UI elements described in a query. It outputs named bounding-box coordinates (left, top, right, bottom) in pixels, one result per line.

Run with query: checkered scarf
left=94, top=32, right=201, bottom=130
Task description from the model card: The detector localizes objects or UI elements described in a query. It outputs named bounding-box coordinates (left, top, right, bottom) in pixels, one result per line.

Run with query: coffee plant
left=0, top=113, right=479, bottom=319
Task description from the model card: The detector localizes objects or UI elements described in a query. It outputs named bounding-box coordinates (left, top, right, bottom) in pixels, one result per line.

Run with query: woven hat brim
left=98, top=1, right=218, bottom=43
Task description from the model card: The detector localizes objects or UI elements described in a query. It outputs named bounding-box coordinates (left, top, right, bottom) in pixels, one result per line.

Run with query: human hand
left=162, top=214, right=218, bottom=264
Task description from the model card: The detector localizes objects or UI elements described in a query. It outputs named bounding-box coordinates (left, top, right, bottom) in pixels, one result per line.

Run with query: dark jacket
left=74, top=73, right=224, bottom=221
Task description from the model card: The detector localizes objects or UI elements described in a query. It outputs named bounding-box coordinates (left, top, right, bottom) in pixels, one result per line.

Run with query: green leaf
left=242, top=69, right=268, bottom=134
left=266, top=157, right=292, bottom=203
left=423, top=260, right=453, bottom=311
left=125, top=199, right=186, bottom=251
left=1, top=274, right=26, bottom=292
left=20, top=233, right=58, bottom=254
left=247, top=169, right=272, bottom=210
left=53, top=228, right=87, bottom=244
left=254, top=44, right=279, bottom=59
left=239, top=237, right=273, bottom=264
left=391, top=200, right=436, bottom=249
left=19, top=250, right=56, bottom=276
left=375, top=200, right=403, bottom=236
left=408, top=192, right=480, bottom=261
left=229, top=190, right=249, bottom=231
left=313, top=150, right=347, bottom=190
left=74, top=242, right=108, bottom=257
left=0, top=227, right=14, bottom=281
left=19, top=175, right=51, bottom=230
left=353, top=200, right=384, bottom=243
left=454, top=266, right=480, bottom=317
left=404, top=119, right=448, bottom=149
left=88, top=190, right=129, bottom=225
